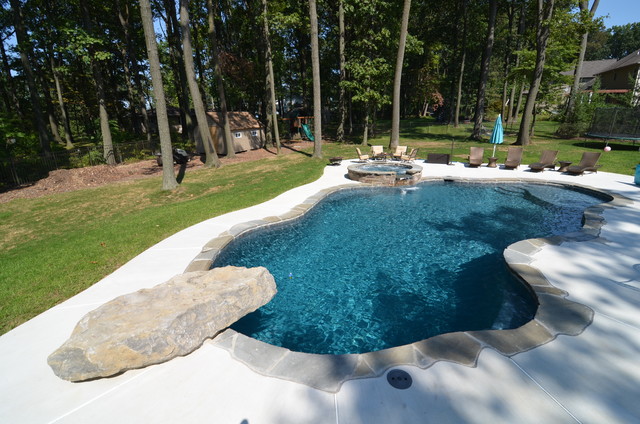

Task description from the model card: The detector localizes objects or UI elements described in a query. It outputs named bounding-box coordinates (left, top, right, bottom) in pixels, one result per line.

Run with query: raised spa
left=212, top=181, right=606, bottom=355
left=347, top=162, right=422, bottom=185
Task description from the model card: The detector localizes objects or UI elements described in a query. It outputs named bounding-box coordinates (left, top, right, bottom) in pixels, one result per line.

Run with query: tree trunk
left=261, top=0, right=281, bottom=154
left=515, top=0, right=555, bottom=146
left=513, top=80, right=525, bottom=123
left=508, top=0, right=527, bottom=124
left=454, top=0, right=468, bottom=128
left=336, top=0, right=346, bottom=143
left=309, top=0, right=322, bottom=158
left=565, top=0, right=600, bottom=118
left=10, top=0, right=51, bottom=154
left=180, top=0, right=220, bottom=167
left=116, top=0, right=141, bottom=136
left=79, top=0, right=115, bottom=164
left=50, top=55, right=74, bottom=148
left=165, top=0, right=195, bottom=143
left=470, top=0, right=498, bottom=140
left=0, top=38, right=22, bottom=117
left=40, top=73, right=63, bottom=144
left=362, top=105, right=370, bottom=146
left=139, top=0, right=178, bottom=190
left=389, top=0, right=412, bottom=149
left=207, top=0, right=235, bottom=158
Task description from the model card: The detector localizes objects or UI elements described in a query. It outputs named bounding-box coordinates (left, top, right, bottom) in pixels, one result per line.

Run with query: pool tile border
left=186, top=177, right=632, bottom=393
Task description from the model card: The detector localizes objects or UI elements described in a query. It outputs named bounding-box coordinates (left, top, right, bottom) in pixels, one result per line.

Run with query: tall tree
left=336, top=0, right=346, bottom=143
left=507, top=0, right=527, bottom=124
left=453, top=0, right=468, bottom=128
left=516, top=0, right=555, bottom=146
left=260, top=0, right=280, bottom=154
left=79, top=0, right=116, bottom=164
left=139, top=0, right=178, bottom=190
left=0, top=25, right=23, bottom=117
left=49, top=54, right=74, bottom=148
left=9, top=0, right=51, bottom=154
left=565, top=0, right=600, bottom=119
left=389, top=0, right=411, bottom=149
left=207, top=0, right=234, bottom=158
left=470, top=0, right=498, bottom=140
left=180, top=0, right=220, bottom=167
left=164, top=0, right=195, bottom=143
left=308, top=0, right=322, bottom=158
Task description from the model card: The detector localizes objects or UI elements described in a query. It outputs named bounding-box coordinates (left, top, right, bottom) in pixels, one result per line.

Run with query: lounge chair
left=503, top=146, right=523, bottom=170
left=565, top=152, right=602, bottom=175
left=355, top=148, right=370, bottom=161
left=391, top=145, right=407, bottom=160
left=371, top=145, right=385, bottom=160
left=468, top=147, right=484, bottom=167
left=401, top=148, right=418, bottom=162
left=528, top=150, right=558, bottom=172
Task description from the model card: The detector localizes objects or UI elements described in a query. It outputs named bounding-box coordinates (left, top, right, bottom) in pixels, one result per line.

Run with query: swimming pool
left=211, top=181, right=606, bottom=355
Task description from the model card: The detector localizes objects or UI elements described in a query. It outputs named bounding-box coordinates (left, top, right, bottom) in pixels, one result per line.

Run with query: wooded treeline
left=0, top=0, right=636, bottom=165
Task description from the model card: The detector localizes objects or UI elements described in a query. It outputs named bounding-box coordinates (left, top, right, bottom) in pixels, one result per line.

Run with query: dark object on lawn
left=426, top=153, right=450, bottom=164
left=156, top=149, right=190, bottom=166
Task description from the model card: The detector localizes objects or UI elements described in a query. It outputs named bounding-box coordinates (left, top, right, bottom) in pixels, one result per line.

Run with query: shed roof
left=206, top=111, right=263, bottom=130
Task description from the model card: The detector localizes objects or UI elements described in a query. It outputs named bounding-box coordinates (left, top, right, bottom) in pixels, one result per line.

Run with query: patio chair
left=468, top=147, right=484, bottom=167
left=355, top=148, right=370, bottom=161
left=391, top=145, right=408, bottom=160
left=401, top=148, right=418, bottom=162
left=371, top=145, right=386, bottom=160
left=528, top=150, right=558, bottom=172
left=565, top=152, right=602, bottom=175
left=503, top=146, right=523, bottom=170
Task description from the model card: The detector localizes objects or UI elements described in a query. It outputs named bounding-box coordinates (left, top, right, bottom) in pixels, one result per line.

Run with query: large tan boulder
left=48, top=266, right=276, bottom=382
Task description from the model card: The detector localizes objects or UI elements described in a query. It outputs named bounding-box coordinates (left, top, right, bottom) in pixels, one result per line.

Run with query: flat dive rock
left=48, top=266, right=276, bottom=382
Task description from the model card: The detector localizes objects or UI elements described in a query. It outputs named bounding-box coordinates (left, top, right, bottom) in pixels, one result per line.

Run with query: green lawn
left=1, top=118, right=638, bottom=334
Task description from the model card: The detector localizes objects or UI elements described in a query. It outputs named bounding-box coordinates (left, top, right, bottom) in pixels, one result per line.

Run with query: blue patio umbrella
left=489, top=114, right=504, bottom=158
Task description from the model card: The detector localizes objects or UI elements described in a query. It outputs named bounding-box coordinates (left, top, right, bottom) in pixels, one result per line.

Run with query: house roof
left=561, top=59, right=618, bottom=78
left=597, top=48, right=640, bottom=74
left=206, top=111, right=263, bottom=130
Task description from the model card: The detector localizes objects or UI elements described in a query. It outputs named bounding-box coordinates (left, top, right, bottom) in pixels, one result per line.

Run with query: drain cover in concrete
left=387, top=369, right=412, bottom=389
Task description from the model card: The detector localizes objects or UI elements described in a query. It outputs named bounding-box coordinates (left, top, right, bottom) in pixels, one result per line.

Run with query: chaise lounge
left=503, top=146, right=523, bottom=170
left=468, top=147, right=484, bottom=167
left=528, top=150, right=558, bottom=172
left=565, top=152, right=602, bottom=175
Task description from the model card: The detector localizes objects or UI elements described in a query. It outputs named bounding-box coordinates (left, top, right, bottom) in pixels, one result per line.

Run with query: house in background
left=561, top=58, right=617, bottom=92
left=195, top=111, right=265, bottom=156
left=595, top=48, right=640, bottom=104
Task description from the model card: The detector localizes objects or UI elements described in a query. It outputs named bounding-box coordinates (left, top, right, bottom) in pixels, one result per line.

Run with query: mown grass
left=1, top=118, right=638, bottom=334
left=0, top=152, right=325, bottom=333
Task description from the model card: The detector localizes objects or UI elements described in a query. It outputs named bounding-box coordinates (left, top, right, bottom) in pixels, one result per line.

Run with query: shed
left=195, top=111, right=265, bottom=155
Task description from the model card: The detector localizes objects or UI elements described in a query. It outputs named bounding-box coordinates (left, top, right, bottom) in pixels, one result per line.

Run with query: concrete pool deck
left=1, top=160, right=639, bottom=423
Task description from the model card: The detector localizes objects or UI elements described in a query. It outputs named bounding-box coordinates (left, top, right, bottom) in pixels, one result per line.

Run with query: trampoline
left=585, top=107, right=640, bottom=145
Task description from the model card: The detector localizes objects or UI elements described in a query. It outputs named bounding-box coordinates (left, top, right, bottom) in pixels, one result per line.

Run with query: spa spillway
left=347, top=162, right=423, bottom=186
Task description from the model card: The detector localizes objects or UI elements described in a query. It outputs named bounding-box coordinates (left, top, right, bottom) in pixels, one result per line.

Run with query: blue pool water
left=212, top=182, right=606, bottom=354
left=357, top=163, right=411, bottom=174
